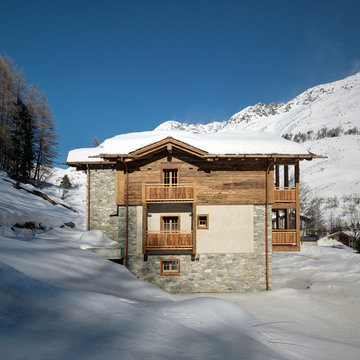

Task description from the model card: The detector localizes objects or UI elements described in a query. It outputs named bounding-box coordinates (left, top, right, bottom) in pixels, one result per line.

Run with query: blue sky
left=1, top=0, right=360, bottom=163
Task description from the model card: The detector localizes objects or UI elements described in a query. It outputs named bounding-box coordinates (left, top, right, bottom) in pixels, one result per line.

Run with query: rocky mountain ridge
left=155, top=73, right=360, bottom=223
left=156, top=72, right=360, bottom=138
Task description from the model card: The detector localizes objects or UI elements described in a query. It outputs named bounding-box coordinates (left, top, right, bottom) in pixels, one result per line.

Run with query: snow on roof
left=67, top=130, right=313, bottom=163
left=327, top=231, right=353, bottom=238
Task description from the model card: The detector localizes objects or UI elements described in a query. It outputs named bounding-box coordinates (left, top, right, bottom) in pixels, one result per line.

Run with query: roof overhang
left=64, top=136, right=326, bottom=167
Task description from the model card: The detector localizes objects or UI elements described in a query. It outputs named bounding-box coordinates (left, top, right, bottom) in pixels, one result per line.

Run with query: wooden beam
left=142, top=203, right=147, bottom=255
left=275, top=165, right=280, bottom=187
left=267, top=165, right=274, bottom=204
left=285, top=208, right=290, bottom=229
left=272, top=202, right=296, bottom=210
left=192, top=202, right=197, bottom=255
left=284, top=165, right=289, bottom=187
left=276, top=210, right=281, bottom=229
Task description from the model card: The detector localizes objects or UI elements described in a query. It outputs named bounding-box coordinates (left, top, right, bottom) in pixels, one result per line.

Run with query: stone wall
left=128, top=205, right=272, bottom=293
left=88, top=169, right=272, bottom=293
left=89, top=169, right=123, bottom=245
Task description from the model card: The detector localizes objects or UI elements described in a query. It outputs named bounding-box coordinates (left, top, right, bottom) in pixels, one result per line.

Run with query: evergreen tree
left=0, top=54, right=58, bottom=181
left=9, top=98, right=35, bottom=180
left=60, top=174, right=72, bottom=187
left=32, top=93, right=58, bottom=181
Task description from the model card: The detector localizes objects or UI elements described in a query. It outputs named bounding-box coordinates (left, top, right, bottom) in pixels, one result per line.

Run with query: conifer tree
left=0, top=54, right=58, bottom=182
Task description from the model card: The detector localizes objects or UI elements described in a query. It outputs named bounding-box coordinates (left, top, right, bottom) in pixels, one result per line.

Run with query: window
left=163, top=169, right=178, bottom=185
left=161, top=216, right=180, bottom=233
left=197, top=214, right=209, bottom=229
left=160, top=259, right=180, bottom=275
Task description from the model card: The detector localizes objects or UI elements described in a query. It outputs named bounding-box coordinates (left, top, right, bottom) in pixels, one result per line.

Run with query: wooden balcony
left=143, top=182, right=196, bottom=203
left=146, top=231, right=193, bottom=250
left=274, top=187, right=296, bottom=203
left=272, top=229, right=297, bottom=245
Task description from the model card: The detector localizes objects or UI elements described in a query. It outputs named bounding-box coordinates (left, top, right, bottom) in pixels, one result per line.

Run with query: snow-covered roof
left=327, top=231, right=353, bottom=238
left=67, top=130, right=314, bottom=163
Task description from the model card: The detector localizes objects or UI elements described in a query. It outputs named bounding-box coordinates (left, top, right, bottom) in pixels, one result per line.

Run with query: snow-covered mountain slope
left=0, top=168, right=86, bottom=236
left=155, top=72, right=360, bottom=201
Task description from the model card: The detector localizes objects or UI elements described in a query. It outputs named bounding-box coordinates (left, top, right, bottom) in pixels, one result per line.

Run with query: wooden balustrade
left=144, top=183, right=195, bottom=202
left=146, top=231, right=193, bottom=250
left=274, top=187, right=296, bottom=203
left=272, top=229, right=297, bottom=245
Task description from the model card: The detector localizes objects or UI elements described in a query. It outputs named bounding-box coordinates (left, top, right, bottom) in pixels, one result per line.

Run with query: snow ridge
left=155, top=72, right=360, bottom=200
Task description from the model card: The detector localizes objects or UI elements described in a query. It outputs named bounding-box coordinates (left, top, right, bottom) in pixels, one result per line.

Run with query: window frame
left=160, top=259, right=180, bottom=276
left=161, top=215, right=181, bottom=233
left=197, top=214, right=209, bottom=229
left=161, top=168, right=179, bottom=185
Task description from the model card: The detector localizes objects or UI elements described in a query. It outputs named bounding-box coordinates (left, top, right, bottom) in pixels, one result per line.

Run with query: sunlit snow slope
left=156, top=72, right=360, bottom=199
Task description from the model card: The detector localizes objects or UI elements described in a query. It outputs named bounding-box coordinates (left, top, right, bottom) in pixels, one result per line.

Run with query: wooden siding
left=144, top=183, right=195, bottom=202
left=272, top=230, right=297, bottom=245
left=116, top=150, right=273, bottom=205
left=274, top=187, right=296, bottom=202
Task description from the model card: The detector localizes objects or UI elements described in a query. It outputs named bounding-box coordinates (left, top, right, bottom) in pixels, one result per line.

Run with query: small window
left=160, top=259, right=180, bottom=275
left=197, top=214, right=209, bottom=229
left=163, top=169, right=178, bottom=185
left=161, top=216, right=180, bottom=233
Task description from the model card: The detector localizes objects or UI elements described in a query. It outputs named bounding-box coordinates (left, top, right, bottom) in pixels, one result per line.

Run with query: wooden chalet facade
left=67, top=132, right=323, bottom=293
left=327, top=231, right=355, bottom=248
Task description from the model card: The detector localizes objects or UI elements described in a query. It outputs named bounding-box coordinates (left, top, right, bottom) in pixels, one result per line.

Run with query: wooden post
left=295, top=162, right=300, bottom=249
left=192, top=202, right=197, bottom=254
left=267, top=165, right=274, bottom=204
left=276, top=210, right=281, bottom=229
left=275, top=165, right=280, bottom=187
left=142, top=203, right=147, bottom=255
left=285, top=208, right=290, bottom=230
left=284, top=165, right=289, bottom=187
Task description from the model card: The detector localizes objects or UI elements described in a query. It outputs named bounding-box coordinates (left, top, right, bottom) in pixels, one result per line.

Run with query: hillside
left=1, top=167, right=359, bottom=359
left=155, top=72, right=360, bottom=223
left=0, top=167, right=288, bottom=360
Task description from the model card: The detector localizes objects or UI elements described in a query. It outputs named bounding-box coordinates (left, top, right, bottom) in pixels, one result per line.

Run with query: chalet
left=327, top=231, right=355, bottom=248
left=66, top=130, right=324, bottom=293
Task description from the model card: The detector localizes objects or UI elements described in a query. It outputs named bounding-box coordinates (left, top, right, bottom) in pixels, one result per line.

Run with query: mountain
left=155, top=73, right=360, bottom=216
left=155, top=72, right=360, bottom=137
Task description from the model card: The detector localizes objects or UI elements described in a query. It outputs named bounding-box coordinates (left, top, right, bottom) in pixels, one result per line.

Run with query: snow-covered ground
left=1, top=170, right=359, bottom=359
left=177, top=245, right=360, bottom=360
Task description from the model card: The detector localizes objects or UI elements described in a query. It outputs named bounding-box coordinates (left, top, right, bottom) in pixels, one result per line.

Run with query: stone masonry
left=128, top=205, right=272, bottom=293
left=89, top=169, right=272, bottom=293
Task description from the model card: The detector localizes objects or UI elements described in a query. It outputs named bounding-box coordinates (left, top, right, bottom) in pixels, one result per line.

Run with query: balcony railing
left=274, top=187, right=296, bottom=203
left=146, top=231, right=193, bottom=250
left=144, top=182, right=195, bottom=203
left=272, top=229, right=297, bottom=245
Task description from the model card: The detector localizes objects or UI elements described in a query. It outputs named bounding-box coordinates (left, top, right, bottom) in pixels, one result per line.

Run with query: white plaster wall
left=147, top=203, right=192, bottom=232
left=196, top=205, right=254, bottom=253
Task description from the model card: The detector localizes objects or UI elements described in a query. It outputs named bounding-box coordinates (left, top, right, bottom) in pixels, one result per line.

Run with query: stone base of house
left=128, top=253, right=271, bottom=293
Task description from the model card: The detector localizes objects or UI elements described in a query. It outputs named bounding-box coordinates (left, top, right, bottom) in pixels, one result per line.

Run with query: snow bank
left=67, top=130, right=312, bottom=162
left=0, top=174, right=287, bottom=359
left=78, top=230, right=118, bottom=249
left=317, top=236, right=344, bottom=247
left=0, top=233, right=286, bottom=360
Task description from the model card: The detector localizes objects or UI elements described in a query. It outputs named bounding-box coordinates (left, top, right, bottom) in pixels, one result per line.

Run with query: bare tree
left=92, top=137, right=100, bottom=147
